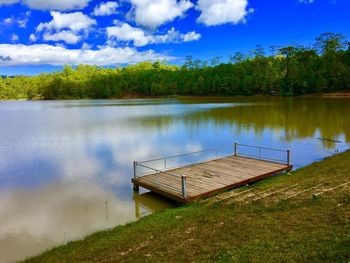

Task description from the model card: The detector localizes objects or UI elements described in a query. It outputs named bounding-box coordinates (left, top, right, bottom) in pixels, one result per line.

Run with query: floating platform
left=132, top=143, right=292, bottom=203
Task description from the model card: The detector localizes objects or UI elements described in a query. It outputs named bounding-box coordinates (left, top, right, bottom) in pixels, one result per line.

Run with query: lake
left=0, top=96, right=349, bottom=262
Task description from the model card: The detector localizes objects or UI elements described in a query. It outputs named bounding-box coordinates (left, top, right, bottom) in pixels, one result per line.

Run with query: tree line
left=1, top=32, right=350, bottom=100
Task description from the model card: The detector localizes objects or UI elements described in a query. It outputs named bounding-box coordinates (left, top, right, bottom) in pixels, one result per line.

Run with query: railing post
left=287, top=149, right=291, bottom=165
left=133, top=161, right=137, bottom=179
left=234, top=142, right=238, bottom=156
left=259, top=147, right=261, bottom=158
left=181, top=175, right=187, bottom=199
left=133, top=161, right=139, bottom=191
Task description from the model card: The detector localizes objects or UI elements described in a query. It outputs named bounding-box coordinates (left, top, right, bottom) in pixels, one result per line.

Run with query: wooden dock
left=132, top=143, right=292, bottom=203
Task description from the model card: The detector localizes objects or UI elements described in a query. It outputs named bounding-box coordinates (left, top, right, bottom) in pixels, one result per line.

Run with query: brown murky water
left=0, top=96, right=349, bottom=262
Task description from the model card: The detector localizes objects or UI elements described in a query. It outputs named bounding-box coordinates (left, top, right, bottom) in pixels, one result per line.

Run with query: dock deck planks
left=132, top=155, right=292, bottom=202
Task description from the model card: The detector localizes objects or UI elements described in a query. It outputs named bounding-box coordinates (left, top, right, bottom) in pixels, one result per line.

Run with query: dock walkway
left=132, top=143, right=292, bottom=203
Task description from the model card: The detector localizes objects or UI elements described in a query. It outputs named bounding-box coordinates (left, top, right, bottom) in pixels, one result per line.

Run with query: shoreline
left=2, top=92, right=350, bottom=102
left=24, top=150, right=350, bottom=262
left=0, top=90, right=350, bottom=102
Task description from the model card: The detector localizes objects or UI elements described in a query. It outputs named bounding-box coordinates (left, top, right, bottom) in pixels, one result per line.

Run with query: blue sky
left=0, top=0, right=349, bottom=75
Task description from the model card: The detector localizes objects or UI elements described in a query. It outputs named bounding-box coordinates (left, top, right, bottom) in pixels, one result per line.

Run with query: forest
left=1, top=32, right=350, bottom=100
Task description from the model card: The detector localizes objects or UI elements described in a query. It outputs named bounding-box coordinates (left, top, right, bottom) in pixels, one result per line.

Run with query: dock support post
left=287, top=149, right=291, bottom=166
left=234, top=142, right=238, bottom=157
left=133, top=184, right=139, bottom=191
left=181, top=175, right=187, bottom=199
left=133, top=161, right=139, bottom=191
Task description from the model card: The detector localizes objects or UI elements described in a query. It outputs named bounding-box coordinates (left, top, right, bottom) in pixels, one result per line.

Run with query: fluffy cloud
left=0, top=0, right=18, bottom=5
left=43, top=30, right=82, bottom=44
left=129, top=0, right=193, bottom=29
left=197, top=0, right=252, bottom=26
left=17, top=17, right=28, bottom=28
left=3, top=17, right=13, bottom=24
left=93, top=1, right=118, bottom=16
left=2, top=12, right=30, bottom=28
left=11, top=34, right=19, bottom=41
left=0, top=44, right=173, bottom=66
left=35, top=11, right=96, bottom=44
left=299, top=0, right=314, bottom=3
left=36, top=11, right=96, bottom=32
left=0, top=0, right=91, bottom=10
left=81, top=42, right=92, bottom=49
left=107, top=23, right=201, bottom=47
left=183, top=31, right=201, bottom=42
left=151, top=27, right=201, bottom=44
left=29, top=33, right=36, bottom=42
left=107, top=23, right=149, bottom=47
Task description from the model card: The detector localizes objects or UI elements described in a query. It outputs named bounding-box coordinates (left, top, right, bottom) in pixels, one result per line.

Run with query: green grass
left=24, top=151, right=350, bottom=263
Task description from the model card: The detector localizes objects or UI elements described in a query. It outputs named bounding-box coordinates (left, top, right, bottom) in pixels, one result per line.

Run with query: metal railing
left=137, top=144, right=234, bottom=172
left=135, top=162, right=181, bottom=191
left=133, top=142, right=291, bottom=199
left=133, top=144, right=234, bottom=198
left=134, top=162, right=187, bottom=198
left=234, top=143, right=291, bottom=165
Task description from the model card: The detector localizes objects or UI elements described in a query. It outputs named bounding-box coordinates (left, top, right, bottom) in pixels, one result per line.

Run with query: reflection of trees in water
left=131, top=98, right=350, bottom=148
left=133, top=192, right=176, bottom=219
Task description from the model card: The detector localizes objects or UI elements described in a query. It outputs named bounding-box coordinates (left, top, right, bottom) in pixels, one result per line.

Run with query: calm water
left=0, top=97, right=349, bottom=262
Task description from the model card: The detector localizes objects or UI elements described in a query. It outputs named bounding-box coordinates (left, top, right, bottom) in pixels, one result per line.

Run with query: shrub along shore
left=2, top=32, right=350, bottom=100
left=24, top=150, right=350, bottom=262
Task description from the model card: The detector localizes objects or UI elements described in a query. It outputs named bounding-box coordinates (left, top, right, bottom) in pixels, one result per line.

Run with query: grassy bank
left=25, top=151, right=350, bottom=263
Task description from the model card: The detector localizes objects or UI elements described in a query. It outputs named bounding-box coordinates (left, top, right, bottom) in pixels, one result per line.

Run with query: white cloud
left=36, top=11, right=96, bottom=44
left=197, top=0, right=252, bottom=26
left=107, top=23, right=201, bottom=47
left=299, top=0, right=314, bottom=3
left=2, top=12, right=30, bottom=28
left=23, top=0, right=90, bottom=10
left=3, top=17, right=13, bottom=24
left=183, top=31, right=201, bottom=42
left=0, top=44, right=173, bottom=66
left=0, top=0, right=90, bottom=10
left=11, top=34, right=19, bottom=41
left=0, top=0, right=18, bottom=5
left=81, top=42, right=92, bottom=49
left=36, top=11, right=96, bottom=33
left=107, top=23, right=150, bottom=47
left=93, top=1, right=118, bottom=16
left=152, top=27, right=201, bottom=44
left=43, top=30, right=82, bottom=44
left=18, top=17, right=28, bottom=28
left=129, top=0, right=193, bottom=29
left=29, top=33, right=37, bottom=42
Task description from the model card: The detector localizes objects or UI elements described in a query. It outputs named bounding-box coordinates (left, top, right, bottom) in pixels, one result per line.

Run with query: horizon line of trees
left=1, top=32, right=350, bottom=100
